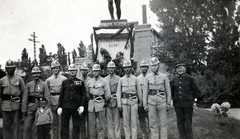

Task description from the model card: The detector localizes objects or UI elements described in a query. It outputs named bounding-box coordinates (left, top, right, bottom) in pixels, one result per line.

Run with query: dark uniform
left=171, top=73, right=199, bottom=139
left=58, top=77, right=86, bottom=139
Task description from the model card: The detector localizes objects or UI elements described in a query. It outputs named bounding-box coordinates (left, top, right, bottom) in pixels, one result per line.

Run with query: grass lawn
left=167, top=108, right=240, bottom=139
left=0, top=108, right=239, bottom=139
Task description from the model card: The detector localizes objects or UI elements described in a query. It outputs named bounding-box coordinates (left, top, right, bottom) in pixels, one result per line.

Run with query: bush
left=195, top=70, right=240, bottom=107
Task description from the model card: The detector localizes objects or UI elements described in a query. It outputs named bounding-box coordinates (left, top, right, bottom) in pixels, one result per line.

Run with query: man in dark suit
left=171, top=62, right=199, bottom=139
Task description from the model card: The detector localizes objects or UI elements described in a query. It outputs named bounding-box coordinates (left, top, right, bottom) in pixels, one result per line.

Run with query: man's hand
left=77, top=106, right=84, bottom=115
left=144, top=106, right=148, bottom=112
left=57, top=108, right=62, bottom=115
left=166, top=103, right=171, bottom=111
left=118, top=106, right=122, bottom=112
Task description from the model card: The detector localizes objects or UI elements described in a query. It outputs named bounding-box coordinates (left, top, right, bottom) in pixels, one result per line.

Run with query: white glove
left=57, top=108, right=62, bottom=115
left=77, top=106, right=84, bottom=115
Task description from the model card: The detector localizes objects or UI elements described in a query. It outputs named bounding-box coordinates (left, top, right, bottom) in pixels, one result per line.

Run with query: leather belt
left=50, top=92, right=60, bottom=96
left=148, top=90, right=165, bottom=96
left=89, top=94, right=105, bottom=100
left=121, top=93, right=137, bottom=99
left=2, top=95, right=21, bottom=102
left=28, top=96, right=43, bottom=103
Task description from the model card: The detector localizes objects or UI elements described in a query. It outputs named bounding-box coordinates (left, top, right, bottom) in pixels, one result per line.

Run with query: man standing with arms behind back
left=0, top=60, right=25, bottom=139
left=45, top=60, right=67, bottom=139
left=137, top=60, right=150, bottom=139
left=105, top=61, right=121, bottom=139
left=143, top=57, right=171, bottom=139
left=171, top=62, right=199, bottom=139
left=79, top=62, right=91, bottom=139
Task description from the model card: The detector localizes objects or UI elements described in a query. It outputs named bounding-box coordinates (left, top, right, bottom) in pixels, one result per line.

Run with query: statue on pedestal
left=108, top=0, right=121, bottom=20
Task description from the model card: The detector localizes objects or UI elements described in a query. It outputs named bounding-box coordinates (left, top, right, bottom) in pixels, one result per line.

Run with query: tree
left=150, top=0, right=239, bottom=74
left=72, top=49, right=77, bottom=63
left=77, top=41, right=87, bottom=57
left=39, top=44, right=48, bottom=66
left=150, top=0, right=240, bottom=106
left=57, top=43, right=67, bottom=70
left=21, top=48, right=28, bottom=64
left=87, top=44, right=93, bottom=60
left=21, top=48, right=30, bottom=70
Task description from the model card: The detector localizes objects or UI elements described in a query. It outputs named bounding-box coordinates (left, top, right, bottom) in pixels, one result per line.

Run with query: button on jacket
left=0, top=75, right=25, bottom=111
left=143, top=72, right=171, bottom=107
left=105, top=74, right=120, bottom=107
left=117, top=74, right=142, bottom=107
left=46, top=74, right=67, bottom=105
left=87, top=77, right=111, bottom=112
left=22, top=79, right=50, bottom=112
left=58, top=77, right=86, bottom=109
left=171, top=73, right=199, bottom=107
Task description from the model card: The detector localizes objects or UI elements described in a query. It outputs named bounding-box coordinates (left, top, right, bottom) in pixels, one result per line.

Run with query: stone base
left=100, top=19, right=128, bottom=27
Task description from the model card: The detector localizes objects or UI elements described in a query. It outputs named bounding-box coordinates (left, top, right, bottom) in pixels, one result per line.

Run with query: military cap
left=140, top=60, right=149, bottom=67
left=175, top=62, right=186, bottom=68
left=107, top=61, right=116, bottom=68
left=92, top=64, right=101, bottom=71
left=149, top=57, right=159, bottom=66
left=123, top=60, right=132, bottom=68
left=68, top=64, right=77, bottom=71
left=32, top=66, right=41, bottom=73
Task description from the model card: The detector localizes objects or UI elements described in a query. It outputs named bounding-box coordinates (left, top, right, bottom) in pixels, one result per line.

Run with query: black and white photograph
left=0, top=0, right=240, bottom=139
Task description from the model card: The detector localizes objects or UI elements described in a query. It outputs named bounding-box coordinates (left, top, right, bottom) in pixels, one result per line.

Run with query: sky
left=0, top=0, right=159, bottom=67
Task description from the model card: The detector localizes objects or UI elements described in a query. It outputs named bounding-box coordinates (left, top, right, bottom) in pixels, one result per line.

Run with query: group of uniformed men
left=0, top=56, right=199, bottom=139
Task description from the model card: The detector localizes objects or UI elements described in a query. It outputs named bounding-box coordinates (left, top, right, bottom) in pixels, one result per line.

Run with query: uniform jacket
left=35, top=107, right=53, bottom=126
left=22, top=79, right=50, bottom=112
left=79, top=75, right=91, bottom=90
left=171, top=73, right=199, bottom=107
left=58, top=77, right=86, bottom=109
left=46, top=74, right=67, bottom=106
left=105, top=74, right=120, bottom=107
left=137, top=73, right=147, bottom=106
left=87, top=76, right=111, bottom=112
left=116, top=74, right=142, bottom=107
left=143, top=72, right=171, bottom=107
left=0, top=75, right=25, bottom=111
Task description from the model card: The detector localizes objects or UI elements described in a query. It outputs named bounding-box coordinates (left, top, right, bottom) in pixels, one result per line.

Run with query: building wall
left=134, top=25, right=160, bottom=74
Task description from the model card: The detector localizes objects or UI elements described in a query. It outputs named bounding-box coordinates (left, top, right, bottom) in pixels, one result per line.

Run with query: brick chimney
left=142, top=5, right=147, bottom=24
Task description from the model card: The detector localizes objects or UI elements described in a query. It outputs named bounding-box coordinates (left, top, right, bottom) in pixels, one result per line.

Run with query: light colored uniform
left=105, top=74, right=121, bottom=139
left=143, top=72, right=171, bottom=139
left=116, top=74, right=142, bottom=139
left=0, top=75, right=25, bottom=139
left=22, top=79, right=50, bottom=139
left=45, top=74, right=66, bottom=139
left=137, top=73, right=150, bottom=139
left=87, top=76, right=111, bottom=139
